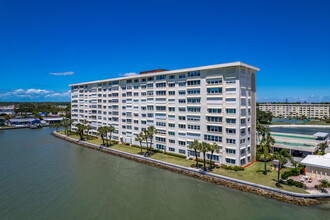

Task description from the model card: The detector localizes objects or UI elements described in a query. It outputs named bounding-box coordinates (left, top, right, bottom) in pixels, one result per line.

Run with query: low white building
left=301, top=153, right=330, bottom=179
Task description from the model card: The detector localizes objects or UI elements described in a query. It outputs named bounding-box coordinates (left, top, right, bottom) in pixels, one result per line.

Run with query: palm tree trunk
left=102, top=136, right=105, bottom=146
left=109, top=134, right=112, bottom=146
left=264, top=152, right=267, bottom=175
left=195, top=149, right=198, bottom=168
left=145, top=138, right=148, bottom=153
left=277, top=163, right=281, bottom=186
left=203, top=152, right=206, bottom=171
left=140, top=142, right=142, bottom=153
left=209, top=151, right=213, bottom=170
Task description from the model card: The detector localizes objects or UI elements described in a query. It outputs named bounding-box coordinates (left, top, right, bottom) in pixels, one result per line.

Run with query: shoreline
left=52, top=131, right=330, bottom=206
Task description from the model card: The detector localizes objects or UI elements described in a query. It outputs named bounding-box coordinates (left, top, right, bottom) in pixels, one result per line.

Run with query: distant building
left=301, top=153, right=330, bottom=179
left=8, top=118, right=40, bottom=127
left=0, top=117, right=6, bottom=126
left=0, top=105, right=15, bottom=115
left=258, top=103, right=330, bottom=119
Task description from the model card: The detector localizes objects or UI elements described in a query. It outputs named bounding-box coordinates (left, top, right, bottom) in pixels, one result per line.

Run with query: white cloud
left=120, top=72, right=138, bottom=77
left=49, top=71, right=74, bottom=76
left=0, top=88, right=71, bottom=101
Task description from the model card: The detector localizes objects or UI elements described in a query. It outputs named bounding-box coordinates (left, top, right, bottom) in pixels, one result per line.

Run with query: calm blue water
left=1, top=127, right=330, bottom=219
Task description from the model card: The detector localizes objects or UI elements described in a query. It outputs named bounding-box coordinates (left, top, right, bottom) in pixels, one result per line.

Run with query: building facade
left=259, top=103, right=330, bottom=119
left=70, top=62, right=259, bottom=166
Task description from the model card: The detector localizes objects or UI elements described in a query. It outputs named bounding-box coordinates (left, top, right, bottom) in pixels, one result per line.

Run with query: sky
left=0, top=0, right=329, bottom=102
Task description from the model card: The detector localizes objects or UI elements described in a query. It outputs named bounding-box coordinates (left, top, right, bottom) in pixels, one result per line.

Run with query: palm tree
left=85, top=125, right=92, bottom=140
left=258, top=132, right=275, bottom=175
left=200, top=142, right=211, bottom=172
left=107, top=125, right=115, bottom=146
left=147, top=126, right=157, bottom=151
left=75, top=123, right=85, bottom=140
left=62, top=118, right=69, bottom=135
left=256, top=121, right=268, bottom=144
left=135, top=132, right=144, bottom=154
left=318, top=142, right=328, bottom=155
left=209, top=143, right=219, bottom=170
left=273, top=149, right=290, bottom=186
left=143, top=129, right=149, bottom=153
left=188, top=140, right=200, bottom=168
left=97, top=126, right=107, bottom=146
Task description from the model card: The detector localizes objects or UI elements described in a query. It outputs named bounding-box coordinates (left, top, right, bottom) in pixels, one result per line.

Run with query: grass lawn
left=212, top=162, right=307, bottom=193
left=56, top=130, right=307, bottom=193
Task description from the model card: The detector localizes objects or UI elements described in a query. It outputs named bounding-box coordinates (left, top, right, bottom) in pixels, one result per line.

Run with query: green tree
left=188, top=140, right=200, bottom=168
left=257, top=109, right=273, bottom=124
left=85, top=125, right=92, bottom=140
left=256, top=121, right=269, bottom=144
left=105, top=125, right=115, bottom=146
left=258, top=132, right=275, bottom=175
left=135, top=132, right=144, bottom=154
left=143, top=129, right=150, bottom=153
left=147, top=126, right=157, bottom=151
left=199, top=142, right=211, bottom=172
left=75, top=123, right=85, bottom=140
left=273, top=149, right=291, bottom=186
left=97, top=126, right=107, bottom=146
left=209, top=143, right=219, bottom=170
left=317, top=142, right=328, bottom=155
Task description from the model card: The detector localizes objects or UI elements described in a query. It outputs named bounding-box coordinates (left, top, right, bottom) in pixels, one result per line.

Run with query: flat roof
left=69, top=61, right=259, bottom=87
left=301, top=153, right=330, bottom=169
left=313, top=132, right=329, bottom=138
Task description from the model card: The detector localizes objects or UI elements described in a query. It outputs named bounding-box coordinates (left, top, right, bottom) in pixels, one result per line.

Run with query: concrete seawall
left=268, top=125, right=330, bottom=128
left=52, top=131, right=330, bottom=206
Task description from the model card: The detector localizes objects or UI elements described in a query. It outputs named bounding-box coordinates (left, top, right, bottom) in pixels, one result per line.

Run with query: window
left=226, top=158, right=236, bottom=164
left=187, top=89, right=200, bottom=94
left=187, top=107, right=200, bottom=112
left=156, top=91, right=166, bottom=96
left=187, top=71, right=200, bottom=77
left=187, top=98, right=200, bottom=103
left=179, top=90, right=186, bottom=95
left=206, top=78, right=222, bottom=85
left=207, top=125, right=222, bottom=133
left=207, top=88, right=222, bottom=94
left=168, top=91, right=175, bottom=95
left=187, top=115, right=200, bottom=121
left=168, top=107, right=175, bottom=112
left=179, top=99, right=186, bottom=103
left=226, top=109, right=236, bottom=114
left=179, top=74, right=186, bottom=78
left=156, top=75, right=166, bottom=80
left=169, top=139, right=175, bottom=143
left=179, top=149, right=186, bottom=154
left=206, top=116, right=222, bottom=123
left=155, top=137, right=166, bottom=143
left=208, top=108, right=222, bottom=114
left=178, top=116, right=186, bottom=120
left=226, top=128, right=236, bottom=134
left=168, top=83, right=175, bottom=87
left=169, top=75, right=175, bottom=79
left=179, top=141, right=186, bottom=146
left=168, top=123, right=175, bottom=127
left=178, top=107, right=186, bottom=112
left=226, top=139, right=236, bottom=144
left=226, top=148, right=236, bottom=154
left=168, top=131, right=175, bottom=136
left=156, top=83, right=166, bottom=88
left=178, top=124, right=186, bottom=129
left=156, top=144, right=165, bottom=150
left=134, top=79, right=139, bottom=83
left=169, top=147, right=175, bottom=152
left=187, top=80, right=200, bottom=86
left=188, top=125, right=200, bottom=130
left=156, top=106, right=166, bottom=111
left=156, top=121, right=166, bottom=127
left=179, top=82, right=186, bottom=87
left=226, top=118, right=236, bottom=124
left=204, top=134, right=222, bottom=142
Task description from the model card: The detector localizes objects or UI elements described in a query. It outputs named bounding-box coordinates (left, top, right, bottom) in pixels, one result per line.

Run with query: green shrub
left=164, top=152, right=187, bottom=159
left=321, top=180, right=330, bottom=188
left=221, top=164, right=244, bottom=171
left=131, top=144, right=140, bottom=148
left=281, top=167, right=302, bottom=179
left=287, top=179, right=303, bottom=188
left=257, top=153, right=273, bottom=162
left=326, top=119, right=330, bottom=123
left=124, top=142, right=130, bottom=146
left=111, top=140, right=119, bottom=145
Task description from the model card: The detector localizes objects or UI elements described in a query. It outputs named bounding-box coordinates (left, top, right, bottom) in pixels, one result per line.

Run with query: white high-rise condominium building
left=70, top=62, right=259, bottom=166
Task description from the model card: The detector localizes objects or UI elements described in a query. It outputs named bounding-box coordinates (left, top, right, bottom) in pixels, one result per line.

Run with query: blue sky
left=0, top=0, right=329, bottom=102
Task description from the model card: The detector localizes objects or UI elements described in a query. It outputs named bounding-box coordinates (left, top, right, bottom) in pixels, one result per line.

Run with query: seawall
left=52, top=131, right=330, bottom=206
